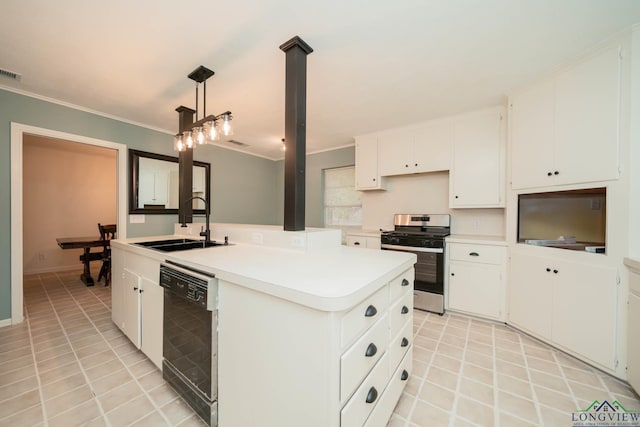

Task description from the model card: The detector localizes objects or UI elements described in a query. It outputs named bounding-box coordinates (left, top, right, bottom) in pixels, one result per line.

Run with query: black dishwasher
left=160, top=261, right=218, bottom=426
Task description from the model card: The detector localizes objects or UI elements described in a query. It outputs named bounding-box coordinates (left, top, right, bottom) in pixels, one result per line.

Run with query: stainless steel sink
left=134, top=238, right=227, bottom=252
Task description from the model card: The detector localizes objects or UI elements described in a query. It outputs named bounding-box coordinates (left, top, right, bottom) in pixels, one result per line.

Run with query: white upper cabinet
left=450, top=107, right=505, bottom=208
left=378, top=120, right=451, bottom=176
left=510, top=45, right=622, bottom=190
left=355, top=134, right=384, bottom=191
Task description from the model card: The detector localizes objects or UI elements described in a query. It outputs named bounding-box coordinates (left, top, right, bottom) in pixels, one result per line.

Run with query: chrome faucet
left=180, top=197, right=211, bottom=243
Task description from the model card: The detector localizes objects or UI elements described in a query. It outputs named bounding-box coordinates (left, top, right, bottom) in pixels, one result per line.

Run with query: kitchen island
left=110, top=224, right=416, bottom=427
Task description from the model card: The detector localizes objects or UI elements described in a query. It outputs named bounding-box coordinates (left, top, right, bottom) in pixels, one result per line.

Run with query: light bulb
left=222, top=113, right=233, bottom=136
left=185, top=131, right=194, bottom=148
left=195, top=127, right=205, bottom=145
left=204, top=120, right=219, bottom=142
left=174, top=134, right=185, bottom=152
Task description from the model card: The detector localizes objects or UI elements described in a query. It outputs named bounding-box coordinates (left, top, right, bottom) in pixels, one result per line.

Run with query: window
left=323, top=166, right=362, bottom=237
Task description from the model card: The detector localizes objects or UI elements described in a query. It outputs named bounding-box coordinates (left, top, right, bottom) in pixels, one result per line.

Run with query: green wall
left=274, top=146, right=356, bottom=227
left=0, top=88, right=279, bottom=320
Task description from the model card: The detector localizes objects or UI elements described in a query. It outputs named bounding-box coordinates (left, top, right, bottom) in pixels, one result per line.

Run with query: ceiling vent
left=0, top=68, right=22, bottom=81
left=226, top=139, right=249, bottom=147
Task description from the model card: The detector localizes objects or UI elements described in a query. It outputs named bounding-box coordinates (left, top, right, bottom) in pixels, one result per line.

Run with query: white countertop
left=112, top=230, right=415, bottom=312
left=446, top=234, right=507, bottom=245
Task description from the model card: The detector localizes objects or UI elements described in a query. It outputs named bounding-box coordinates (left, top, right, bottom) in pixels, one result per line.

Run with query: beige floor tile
left=34, top=343, right=72, bottom=363
left=412, top=360, right=429, bottom=379
left=79, top=349, right=117, bottom=370
left=0, top=389, right=41, bottom=419
left=97, top=380, right=143, bottom=413
left=497, top=373, right=533, bottom=400
left=526, top=355, right=562, bottom=376
left=404, top=375, right=422, bottom=397
left=90, top=368, right=134, bottom=396
left=0, top=402, right=44, bottom=427
left=37, top=352, right=77, bottom=373
left=497, top=391, right=538, bottom=423
left=130, top=410, right=171, bottom=427
left=411, top=400, right=451, bottom=426
left=44, top=384, right=93, bottom=418
left=120, top=349, right=149, bottom=366
left=495, top=347, right=526, bottom=366
left=129, top=358, right=159, bottom=378
left=466, top=339, right=492, bottom=354
left=499, top=411, right=539, bottom=426
left=412, top=346, right=434, bottom=364
left=0, top=335, right=31, bottom=354
left=444, top=325, right=468, bottom=338
left=177, top=413, right=209, bottom=426
left=568, top=380, right=608, bottom=402
left=84, top=358, right=127, bottom=383
left=459, top=377, right=494, bottom=406
left=464, top=349, right=493, bottom=370
left=528, top=369, right=571, bottom=394
left=436, top=342, right=465, bottom=360
left=539, top=405, right=571, bottom=426
left=432, top=353, right=462, bottom=373
left=75, top=341, right=110, bottom=360
left=42, top=372, right=88, bottom=400
left=48, top=398, right=102, bottom=427
left=392, top=392, right=415, bottom=419
left=561, top=365, right=602, bottom=388
left=453, top=416, right=477, bottom=427
left=413, top=335, right=438, bottom=351
left=106, top=394, right=155, bottom=426
left=0, top=354, right=34, bottom=375
left=38, top=361, right=82, bottom=385
left=0, top=375, right=38, bottom=403
left=426, top=366, right=459, bottom=391
left=148, top=383, right=180, bottom=407
left=462, top=363, right=493, bottom=386
left=0, top=344, right=33, bottom=363
left=162, top=397, right=201, bottom=425
left=522, top=344, right=555, bottom=362
left=138, top=370, right=165, bottom=390
left=440, top=333, right=467, bottom=349
left=0, top=363, right=37, bottom=385
left=534, top=386, right=578, bottom=413
left=419, top=381, right=455, bottom=411
left=456, top=396, right=494, bottom=426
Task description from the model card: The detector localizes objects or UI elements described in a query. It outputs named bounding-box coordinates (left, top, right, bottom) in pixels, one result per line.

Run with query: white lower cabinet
left=111, top=248, right=163, bottom=369
left=508, top=250, right=618, bottom=369
left=217, top=268, right=414, bottom=427
left=346, top=233, right=381, bottom=250
left=447, top=241, right=506, bottom=321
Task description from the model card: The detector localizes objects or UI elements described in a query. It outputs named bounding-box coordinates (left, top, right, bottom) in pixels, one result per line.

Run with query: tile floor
left=0, top=267, right=638, bottom=426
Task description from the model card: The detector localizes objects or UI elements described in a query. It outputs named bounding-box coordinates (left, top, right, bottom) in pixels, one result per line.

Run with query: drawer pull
left=365, top=343, right=377, bottom=357
left=354, top=241, right=361, bottom=246
left=401, top=337, right=409, bottom=347
left=469, top=252, right=479, bottom=257
left=553, top=269, right=558, bottom=274
left=365, top=387, right=378, bottom=404
left=364, top=305, right=377, bottom=318
left=546, top=268, right=551, bottom=272
left=401, top=370, right=409, bottom=381
left=401, top=278, right=410, bottom=287
left=401, top=305, right=409, bottom=314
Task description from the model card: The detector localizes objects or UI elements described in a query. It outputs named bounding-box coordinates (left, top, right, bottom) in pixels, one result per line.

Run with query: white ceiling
left=2, top=1, right=640, bottom=160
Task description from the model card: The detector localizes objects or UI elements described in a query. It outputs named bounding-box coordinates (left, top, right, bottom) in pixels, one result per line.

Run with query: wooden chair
left=97, top=223, right=116, bottom=286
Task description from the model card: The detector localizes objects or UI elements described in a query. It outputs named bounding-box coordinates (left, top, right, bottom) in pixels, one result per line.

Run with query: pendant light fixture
left=174, top=65, right=234, bottom=152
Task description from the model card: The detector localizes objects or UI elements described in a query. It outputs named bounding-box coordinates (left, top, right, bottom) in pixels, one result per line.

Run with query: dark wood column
left=280, top=36, right=313, bottom=231
left=176, top=106, right=195, bottom=223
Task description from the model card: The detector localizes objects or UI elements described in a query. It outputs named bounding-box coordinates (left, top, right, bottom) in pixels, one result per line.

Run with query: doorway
left=10, top=123, right=127, bottom=325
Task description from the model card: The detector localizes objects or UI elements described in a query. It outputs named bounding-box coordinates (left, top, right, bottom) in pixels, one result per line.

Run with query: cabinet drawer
left=341, top=285, right=388, bottom=349
left=389, top=269, right=414, bottom=303
left=389, top=319, right=412, bottom=372
left=389, top=290, right=413, bottom=339
left=341, top=353, right=390, bottom=427
left=364, top=349, right=412, bottom=427
left=449, top=243, right=503, bottom=264
left=341, top=314, right=389, bottom=403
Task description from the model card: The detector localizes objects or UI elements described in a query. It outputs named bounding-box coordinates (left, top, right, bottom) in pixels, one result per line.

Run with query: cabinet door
left=450, top=108, right=504, bottom=207
left=449, top=261, right=502, bottom=319
left=551, top=260, right=617, bottom=369
left=140, top=277, right=164, bottom=370
left=510, top=79, right=556, bottom=190
left=555, top=45, right=621, bottom=186
left=629, top=291, right=640, bottom=394
left=378, top=129, right=411, bottom=176
left=508, top=253, right=552, bottom=340
left=412, top=120, right=451, bottom=173
left=111, top=249, right=125, bottom=329
left=355, top=135, right=383, bottom=190
left=121, top=268, right=141, bottom=348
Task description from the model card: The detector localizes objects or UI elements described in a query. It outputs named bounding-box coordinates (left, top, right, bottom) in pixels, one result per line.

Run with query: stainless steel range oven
left=381, top=214, right=450, bottom=314
left=160, top=261, right=218, bottom=426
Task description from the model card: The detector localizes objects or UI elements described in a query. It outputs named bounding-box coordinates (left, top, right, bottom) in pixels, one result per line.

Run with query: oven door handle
left=381, top=243, right=444, bottom=253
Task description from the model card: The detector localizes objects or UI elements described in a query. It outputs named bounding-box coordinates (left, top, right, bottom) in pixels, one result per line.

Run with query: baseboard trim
left=0, top=318, right=13, bottom=328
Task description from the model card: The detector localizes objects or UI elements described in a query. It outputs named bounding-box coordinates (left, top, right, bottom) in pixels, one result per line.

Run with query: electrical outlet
left=251, top=232, right=263, bottom=244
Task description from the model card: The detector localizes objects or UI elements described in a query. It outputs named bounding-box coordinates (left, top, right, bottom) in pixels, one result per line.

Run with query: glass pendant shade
left=174, top=134, right=185, bottom=152
left=204, top=120, right=220, bottom=142
left=195, top=127, right=205, bottom=145
left=222, top=113, right=233, bottom=136
left=184, top=131, right=194, bottom=148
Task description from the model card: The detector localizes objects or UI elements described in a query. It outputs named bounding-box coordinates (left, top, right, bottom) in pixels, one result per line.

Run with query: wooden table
left=56, top=236, right=106, bottom=286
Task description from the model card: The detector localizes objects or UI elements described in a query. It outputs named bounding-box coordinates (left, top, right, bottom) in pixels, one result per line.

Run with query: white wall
left=23, top=135, right=117, bottom=274
left=361, top=172, right=504, bottom=235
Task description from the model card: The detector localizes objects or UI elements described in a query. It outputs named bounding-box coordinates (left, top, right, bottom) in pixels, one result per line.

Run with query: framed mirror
left=129, top=149, right=210, bottom=214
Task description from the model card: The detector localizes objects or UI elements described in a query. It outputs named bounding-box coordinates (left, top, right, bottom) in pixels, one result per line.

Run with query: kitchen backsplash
left=361, top=172, right=505, bottom=236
